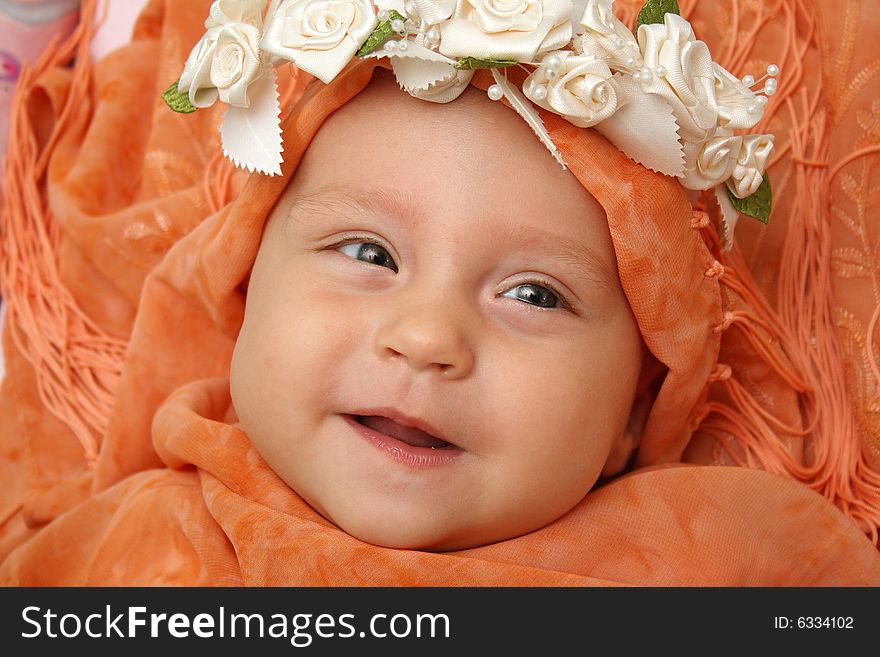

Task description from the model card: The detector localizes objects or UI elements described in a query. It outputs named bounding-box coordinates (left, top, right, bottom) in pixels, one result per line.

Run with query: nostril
left=383, top=347, right=404, bottom=361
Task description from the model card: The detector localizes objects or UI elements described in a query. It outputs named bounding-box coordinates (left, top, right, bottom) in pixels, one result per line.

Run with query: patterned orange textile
left=3, top=378, right=879, bottom=585
left=0, top=0, right=879, bottom=584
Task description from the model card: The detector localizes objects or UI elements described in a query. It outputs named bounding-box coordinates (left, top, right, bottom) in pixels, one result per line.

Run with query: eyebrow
left=497, top=219, right=619, bottom=291
left=289, top=185, right=421, bottom=228
left=288, top=185, right=619, bottom=291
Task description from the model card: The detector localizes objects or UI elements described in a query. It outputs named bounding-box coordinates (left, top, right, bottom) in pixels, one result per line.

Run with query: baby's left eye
left=336, top=240, right=398, bottom=273
left=502, top=283, right=563, bottom=309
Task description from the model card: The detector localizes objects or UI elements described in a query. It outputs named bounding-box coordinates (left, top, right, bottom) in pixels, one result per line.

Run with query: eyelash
left=510, top=276, right=571, bottom=311
left=327, top=236, right=571, bottom=311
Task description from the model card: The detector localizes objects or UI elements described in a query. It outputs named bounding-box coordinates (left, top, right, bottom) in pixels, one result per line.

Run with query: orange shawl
left=1, top=0, right=879, bottom=584
left=3, top=378, right=879, bottom=585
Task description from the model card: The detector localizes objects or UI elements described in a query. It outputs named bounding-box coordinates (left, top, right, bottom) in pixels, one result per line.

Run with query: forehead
left=274, top=69, right=620, bottom=286
left=301, top=69, right=582, bottom=186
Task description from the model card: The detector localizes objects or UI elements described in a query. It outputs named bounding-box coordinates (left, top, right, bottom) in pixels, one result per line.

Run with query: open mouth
left=352, top=415, right=455, bottom=450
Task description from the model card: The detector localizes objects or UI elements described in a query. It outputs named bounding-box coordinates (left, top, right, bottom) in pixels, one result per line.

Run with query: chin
left=340, top=516, right=449, bottom=551
left=322, top=504, right=468, bottom=552
left=335, top=510, right=522, bottom=552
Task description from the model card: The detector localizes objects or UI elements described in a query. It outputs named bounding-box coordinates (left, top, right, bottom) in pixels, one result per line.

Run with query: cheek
left=489, top=324, right=641, bottom=480
left=230, top=276, right=357, bottom=433
left=502, top=335, right=637, bottom=426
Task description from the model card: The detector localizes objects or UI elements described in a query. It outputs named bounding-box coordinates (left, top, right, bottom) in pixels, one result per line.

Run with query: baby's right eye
left=337, top=240, right=399, bottom=273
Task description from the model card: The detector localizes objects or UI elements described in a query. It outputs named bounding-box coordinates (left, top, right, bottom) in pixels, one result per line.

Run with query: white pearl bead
left=742, top=74, right=755, bottom=86
left=763, top=84, right=776, bottom=96
left=384, top=40, right=397, bottom=51
left=545, top=54, right=562, bottom=70
left=391, top=18, right=404, bottom=32
left=640, top=67, right=652, bottom=80
left=614, top=36, right=625, bottom=48
left=633, top=71, right=642, bottom=82
left=767, top=64, right=779, bottom=76
left=765, top=77, right=777, bottom=89
left=427, top=27, right=440, bottom=42
left=532, top=84, right=548, bottom=101
left=747, top=104, right=757, bottom=115
left=655, top=65, right=666, bottom=77
left=377, top=9, right=389, bottom=20
left=756, top=95, right=768, bottom=105
left=397, top=40, right=408, bottom=51
left=545, top=66, right=559, bottom=80
left=487, top=84, right=503, bottom=101
left=626, top=56, right=636, bottom=67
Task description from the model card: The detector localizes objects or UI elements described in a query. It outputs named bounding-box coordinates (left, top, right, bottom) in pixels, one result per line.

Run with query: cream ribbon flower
left=636, top=12, right=720, bottom=143
left=178, top=0, right=267, bottom=108
left=261, top=0, right=377, bottom=83
left=712, top=63, right=764, bottom=131
left=679, top=130, right=741, bottom=191
left=407, top=0, right=458, bottom=25
left=523, top=51, right=618, bottom=127
left=410, top=69, right=476, bottom=102
left=727, top=134, right=774, bottom=198
left=573, top=0, right=640, bottom=72
left=375, top=0, right=408, bottom=15
left=438, top=0, right=574, bottom=61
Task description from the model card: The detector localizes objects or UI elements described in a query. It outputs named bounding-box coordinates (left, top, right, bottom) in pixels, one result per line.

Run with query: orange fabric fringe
left=1, top=0, right=126, bottom=466
left=1, top=0, right=879, bottom=550
left=682, top=0, right=880, bottom=544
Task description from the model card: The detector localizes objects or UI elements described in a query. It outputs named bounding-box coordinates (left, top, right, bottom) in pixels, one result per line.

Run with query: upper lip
left=346, top=407, right=457, bottom=447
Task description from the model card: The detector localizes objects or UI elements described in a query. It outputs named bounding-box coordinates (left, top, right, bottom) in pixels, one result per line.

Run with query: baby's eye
left=501, top=283, right=563, bottom=309
left=337, top=241, right=399, bottom=273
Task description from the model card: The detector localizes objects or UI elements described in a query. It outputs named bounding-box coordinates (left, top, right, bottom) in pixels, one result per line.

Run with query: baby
left=3, top=0, right=879, bottom=586
left=230, top=69, right=648, bottom=551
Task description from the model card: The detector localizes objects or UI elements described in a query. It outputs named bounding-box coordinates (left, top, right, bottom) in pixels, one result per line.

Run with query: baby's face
left=230, top=71, right=643, bottom=551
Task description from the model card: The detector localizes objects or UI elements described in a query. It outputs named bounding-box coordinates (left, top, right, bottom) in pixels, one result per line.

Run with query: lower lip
left=342, top=414, right=464, bottom=469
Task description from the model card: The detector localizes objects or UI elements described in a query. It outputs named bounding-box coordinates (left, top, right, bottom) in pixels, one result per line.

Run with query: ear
left=600, top=349, right=664, bottom=478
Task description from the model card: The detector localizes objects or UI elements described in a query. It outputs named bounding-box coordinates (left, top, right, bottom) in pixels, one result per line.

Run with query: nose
left=374, top=297, right=475, bottom=379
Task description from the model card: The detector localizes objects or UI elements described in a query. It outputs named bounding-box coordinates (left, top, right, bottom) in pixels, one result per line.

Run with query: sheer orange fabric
left=2, top=377, right=879, bottom=585
left=1, top=0, right=879, bottom=584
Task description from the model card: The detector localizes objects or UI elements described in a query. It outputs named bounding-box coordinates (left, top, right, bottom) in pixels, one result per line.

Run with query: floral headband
left=164, top=0, right=778, bottom=241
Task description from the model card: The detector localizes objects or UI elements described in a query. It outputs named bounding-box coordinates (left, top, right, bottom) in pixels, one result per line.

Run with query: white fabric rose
left=438, top=0, right=574, bottom=61
left=727, top=134, right=774, bottom=198
left=178, top=0, right=266, bottom=108
left=207, top=0, right=266, bottom=28
left=712, top=63, right=764, bottom=131
left=375, top=0, right=408, bottom=15
left=636, top=12, right=720, bottom=143
left=574, top=0, right=640, bottom=72
left=261, top=0, right=377, bottom=83
left=523, top=51, right=618, bottom=127
left=409, top=68, right=476, bottom=102
left=406, top=0, right=458, bottom=25
left=678, top=130, right=742, bottom=191
left=568, top=0, right=587, bottom=31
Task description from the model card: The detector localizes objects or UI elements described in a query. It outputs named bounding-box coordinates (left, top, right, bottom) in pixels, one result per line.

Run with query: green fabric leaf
left=356, top=10, right=407, bottom=57
left=454, top=57, right=518, bottom=70
left=162, top=78, right=198, bottom=114
left=636, top=0, right=681, bottom=27
left=726, top=174, right=772, bottom=224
